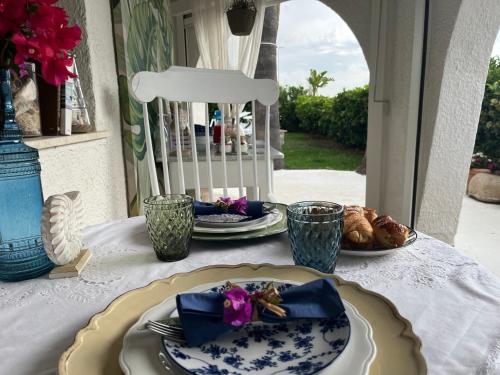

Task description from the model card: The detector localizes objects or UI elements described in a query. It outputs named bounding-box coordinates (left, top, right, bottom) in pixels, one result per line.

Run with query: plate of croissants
left=341, top=205, right=417, bottom=256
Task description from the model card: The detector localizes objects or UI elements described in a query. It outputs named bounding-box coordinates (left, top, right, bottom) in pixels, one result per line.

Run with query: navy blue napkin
left=176, top=278, right=345, bottom=347
left=194, top=200, right=265, bottom=218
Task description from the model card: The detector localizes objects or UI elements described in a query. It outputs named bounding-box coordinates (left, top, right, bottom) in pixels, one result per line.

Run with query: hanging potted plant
left=226, top=0, right=257, bottom=36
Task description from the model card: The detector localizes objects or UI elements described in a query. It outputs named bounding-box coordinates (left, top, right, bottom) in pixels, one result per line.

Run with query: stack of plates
left=120, top=279, right=375, bottom=374
left=59, top=264, right=427, bottom=375
left=192, top=204, right=288, bottom=241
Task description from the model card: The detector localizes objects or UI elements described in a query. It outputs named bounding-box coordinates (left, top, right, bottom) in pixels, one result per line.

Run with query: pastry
left=363, top=208, right=377, bottom=224
left=372, top=215, right=409, bottom=248
left=343, top=205, right=374, bottom=247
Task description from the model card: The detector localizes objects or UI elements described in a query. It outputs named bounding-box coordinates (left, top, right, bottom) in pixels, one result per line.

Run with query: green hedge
left=474, top=57, right=500, bottom=161
left=280, top=85, right=368, bottom=150
left=279, top=85, right=308, bottom=132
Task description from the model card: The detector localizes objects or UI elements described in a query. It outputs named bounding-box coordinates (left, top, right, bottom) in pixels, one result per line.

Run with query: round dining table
left=1, top=216, right=499, bottom=375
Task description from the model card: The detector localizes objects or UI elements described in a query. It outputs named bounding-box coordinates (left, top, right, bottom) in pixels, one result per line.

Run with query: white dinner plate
left=193, top=210, right=283, bottom=234
left=119, top=278, right=376, bottom=375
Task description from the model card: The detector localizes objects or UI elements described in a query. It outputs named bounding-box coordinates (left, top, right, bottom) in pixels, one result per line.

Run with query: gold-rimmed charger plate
left=59, top=264, right=427, bottom=375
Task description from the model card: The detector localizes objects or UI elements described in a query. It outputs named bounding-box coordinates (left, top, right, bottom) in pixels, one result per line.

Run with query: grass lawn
left=282, top=132, right=364, bottom=170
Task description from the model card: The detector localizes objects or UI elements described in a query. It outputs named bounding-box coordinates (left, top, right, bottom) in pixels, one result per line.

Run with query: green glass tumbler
left=287, top=201, right=344, bottom=274
left=144, top=194, right=194, bottom=262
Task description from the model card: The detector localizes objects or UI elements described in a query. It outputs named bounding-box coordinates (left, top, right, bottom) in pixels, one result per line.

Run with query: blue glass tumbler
left=287, top=202, right=344, bottom=274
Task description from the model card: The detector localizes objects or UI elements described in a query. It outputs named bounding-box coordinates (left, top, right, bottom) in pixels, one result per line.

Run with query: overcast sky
left=277, top=0, right=500, bottom=96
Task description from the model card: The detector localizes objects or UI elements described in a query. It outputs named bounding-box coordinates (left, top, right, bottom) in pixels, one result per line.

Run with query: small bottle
left=213, top=110, right=222, bottom=146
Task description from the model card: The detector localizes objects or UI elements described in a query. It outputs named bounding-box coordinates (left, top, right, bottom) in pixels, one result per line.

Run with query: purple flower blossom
left=223, top=287, right=252, bottom=327
left=232, top=196, right=248, bottom=215
left=219, top=197, right=233, bottom=205
left=216, top=197, right=233, bottom=212
left=215, top=196, right=248, bottom=215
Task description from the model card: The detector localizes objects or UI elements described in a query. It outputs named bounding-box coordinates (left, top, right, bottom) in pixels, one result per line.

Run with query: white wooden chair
left=131, top=66, right=279, bottom=202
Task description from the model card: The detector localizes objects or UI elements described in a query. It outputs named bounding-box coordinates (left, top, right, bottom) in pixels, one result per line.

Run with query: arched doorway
left=274, top=0, right=370, bottom=206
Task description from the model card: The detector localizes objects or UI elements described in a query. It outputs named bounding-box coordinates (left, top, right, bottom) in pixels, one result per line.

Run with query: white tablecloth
left=1, top=216, right=500, bottom=375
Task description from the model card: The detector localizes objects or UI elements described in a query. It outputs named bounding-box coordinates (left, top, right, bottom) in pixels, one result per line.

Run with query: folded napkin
left=194, top=200, right=265, bottom=218
left=176, top=278, right=345, bottom=347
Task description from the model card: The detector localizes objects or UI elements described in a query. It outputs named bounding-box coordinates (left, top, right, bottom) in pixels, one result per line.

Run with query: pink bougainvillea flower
left=12, top=32, right=55, bottom=64
left=29, top=4, right=67, bottom=35
left=216, top=196, right=233, bottom=212
left=232, top=196, right=248, bottom=215
left=29, top=0, right=58, bottom=5
left=41, top=54, right=76, bottom=86
left=0, top=0, right=80, bottom=85
left=53, top=24, right=81, bottom=50
left=219, top=197, right=233, bottom=205
left=223, top=287, right=252, bottom=327
left=0, top=0, right=28, bottom=36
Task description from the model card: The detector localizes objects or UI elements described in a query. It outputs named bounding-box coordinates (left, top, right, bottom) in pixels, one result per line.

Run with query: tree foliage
left=279, top=85, right=308, bottom=132
left=280, top=85, right=368, bottom=150
left=474, top=56, right=500, bottom=161
left=307, top=69, right=334, bottom=96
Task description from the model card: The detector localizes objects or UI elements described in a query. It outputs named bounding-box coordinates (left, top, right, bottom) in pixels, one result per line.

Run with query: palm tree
left=254, top=5, right=283, bottom=168
left=307, top=69, right=334, bottom=96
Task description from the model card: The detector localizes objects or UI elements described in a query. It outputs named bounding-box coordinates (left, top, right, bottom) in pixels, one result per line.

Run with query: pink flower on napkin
left=232, top=196, right=248, bottom=215
left=216, top=196, right=233, bottom=212
left=223, top=287, right=252, bottom=327
left=215, top=196, right=248, bottom=215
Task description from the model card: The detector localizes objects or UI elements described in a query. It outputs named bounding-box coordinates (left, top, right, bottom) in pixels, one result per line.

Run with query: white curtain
left=191, top=0, right=266, bottom=120
left=192, top=0, right=229, bottom=71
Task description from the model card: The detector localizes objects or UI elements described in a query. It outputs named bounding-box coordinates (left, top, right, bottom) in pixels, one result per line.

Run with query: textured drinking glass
left=287, top=202, right=344, bottom=274
left=144, top=194, right=194, bottom=262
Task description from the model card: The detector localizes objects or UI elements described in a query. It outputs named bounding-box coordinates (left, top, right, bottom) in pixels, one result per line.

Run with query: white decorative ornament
left=41, top=191, right=85, bottom=265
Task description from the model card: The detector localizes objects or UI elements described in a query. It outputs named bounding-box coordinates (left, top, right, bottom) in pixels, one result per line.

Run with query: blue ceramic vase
left=0, top=68, right=54, bottom=281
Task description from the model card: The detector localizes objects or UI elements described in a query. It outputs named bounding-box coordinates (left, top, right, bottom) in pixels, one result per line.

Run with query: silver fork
left=146, top=319, right=186, bottom=344
left=158, top=351, right=190, bottom=374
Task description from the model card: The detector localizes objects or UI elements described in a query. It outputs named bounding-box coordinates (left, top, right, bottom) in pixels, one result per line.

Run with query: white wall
left=38, top=0, right=128, bottom=226
left=415, top=0, right=500, bottom=243
left=365, top=0, right=425, bottom=225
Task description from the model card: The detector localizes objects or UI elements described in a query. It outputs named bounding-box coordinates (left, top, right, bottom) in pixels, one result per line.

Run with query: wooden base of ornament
left=49, top=249, right=92, bottom=279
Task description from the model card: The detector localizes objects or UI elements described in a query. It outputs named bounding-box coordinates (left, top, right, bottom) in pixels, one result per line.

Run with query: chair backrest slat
left=205, top=103, right=214, bottom=202
left=173, top=102, right=185, bottom=194
left=265, top=105, right=272, bottom=196
left=220, top=106, right=228, bottom=197
left=142, top=102, right=160, bottom=196
left=188, top=103, right=201, bottom=200
left=251, top=100, right=259, bottom=200
left=235, top=105, right=244, bottom=197
left=158, top=99, right=171, bottom=194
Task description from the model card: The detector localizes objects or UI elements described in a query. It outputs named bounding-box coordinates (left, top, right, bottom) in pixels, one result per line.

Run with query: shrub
left=290, top=86, right=368, bottom=149
left=279, top=85, right=308, bottom=132
left=327, top=86, right=368, bottom=149
left=295, top=95, right=334, bottom=135
left=474, top=57, right=500, bottom=161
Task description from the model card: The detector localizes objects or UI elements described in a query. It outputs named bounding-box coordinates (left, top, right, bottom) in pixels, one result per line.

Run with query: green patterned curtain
left=111, top=0, right=174, bottom=216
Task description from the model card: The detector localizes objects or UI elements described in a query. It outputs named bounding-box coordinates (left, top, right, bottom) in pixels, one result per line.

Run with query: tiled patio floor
left=274, top=169, right=500, bottom=278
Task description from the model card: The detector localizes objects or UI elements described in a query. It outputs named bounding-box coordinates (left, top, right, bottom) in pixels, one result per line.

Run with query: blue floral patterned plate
left=162, top=281, right=351, bottom=375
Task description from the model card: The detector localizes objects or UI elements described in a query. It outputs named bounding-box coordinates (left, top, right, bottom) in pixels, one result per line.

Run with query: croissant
left=343, top=206, right=374, bottom=247
left=363, top=208, right=377, bottom=224
left=372, top=215, right=409, bottom=248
